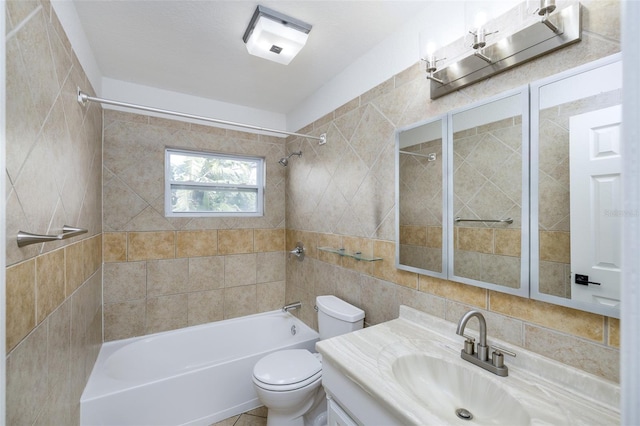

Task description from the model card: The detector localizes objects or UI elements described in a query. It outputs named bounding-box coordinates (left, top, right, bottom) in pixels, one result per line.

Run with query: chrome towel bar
left=455, top=217, right=513, bottom=224
left=17, top=226, right=88, bottom=247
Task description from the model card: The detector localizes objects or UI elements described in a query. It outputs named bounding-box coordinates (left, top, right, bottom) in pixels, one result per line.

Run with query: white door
left=570, top=104, right=622, bottom=307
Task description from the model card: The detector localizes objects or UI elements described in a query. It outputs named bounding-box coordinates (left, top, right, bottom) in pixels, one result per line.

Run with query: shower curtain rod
left=77, top=89, right=327, bottom=143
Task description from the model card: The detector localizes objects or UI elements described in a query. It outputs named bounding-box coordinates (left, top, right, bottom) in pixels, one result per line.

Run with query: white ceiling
left=72, top=0, right=435, bottom=115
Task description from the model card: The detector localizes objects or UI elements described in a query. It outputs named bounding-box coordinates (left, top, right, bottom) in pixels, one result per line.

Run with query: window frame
left=164, top=148, right=265, bottom=218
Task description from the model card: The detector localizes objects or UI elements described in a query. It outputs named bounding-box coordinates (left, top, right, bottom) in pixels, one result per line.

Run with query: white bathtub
left=80, top=310, right=319, bottom=426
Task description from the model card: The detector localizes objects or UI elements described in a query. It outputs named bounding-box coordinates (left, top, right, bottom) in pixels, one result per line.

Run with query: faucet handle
left=490, top=345, right=516, bottom=368
left=462, top=334, right=475, bottom=355
left=490, top=345, right=516, bottom=357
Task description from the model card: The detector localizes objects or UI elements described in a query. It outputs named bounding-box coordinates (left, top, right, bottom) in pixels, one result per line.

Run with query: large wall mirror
left=531, top=54, right=622, bottom=318
left=396, top=116, right=447, bottom=279
left=448, top=87, right=529, bottom=297
left=395, top=87, right=529, bottom=295
left=395, top=55, right=621, bottom=317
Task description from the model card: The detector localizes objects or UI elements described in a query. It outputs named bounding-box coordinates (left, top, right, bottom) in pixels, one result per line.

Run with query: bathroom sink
left=391, top=354, right=531, bottom=425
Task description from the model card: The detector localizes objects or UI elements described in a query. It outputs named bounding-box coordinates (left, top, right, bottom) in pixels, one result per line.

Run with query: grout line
left=6, top=5, right=43, bottom=40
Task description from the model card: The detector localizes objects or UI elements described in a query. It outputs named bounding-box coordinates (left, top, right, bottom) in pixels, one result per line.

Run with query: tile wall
left=102, top=111, right=288, bottom=341
left=285, top=0, right=621, bottom=383
left=5, top=1, right=103, bottom=424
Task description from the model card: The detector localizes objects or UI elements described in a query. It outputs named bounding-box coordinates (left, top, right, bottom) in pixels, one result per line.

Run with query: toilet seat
left=253, top=349, right=322, bottom=392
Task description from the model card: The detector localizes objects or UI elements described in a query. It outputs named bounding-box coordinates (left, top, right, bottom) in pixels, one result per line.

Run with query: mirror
left=448, top=88, right=529, bottom=297
left=396, top=116, right=447, bottom=278
left=531, top=54, right=622, bottom=318
left=395, top=88, right=529, bottom=294
left=395, top=55, right=622, bottom=316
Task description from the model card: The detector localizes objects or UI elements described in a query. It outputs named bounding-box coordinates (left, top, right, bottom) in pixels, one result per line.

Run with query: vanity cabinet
left=323, top=360, right=404, bottom=426
left=317, top=306, right=620, bottom=426
left=327, top=399, right=357, bottom=426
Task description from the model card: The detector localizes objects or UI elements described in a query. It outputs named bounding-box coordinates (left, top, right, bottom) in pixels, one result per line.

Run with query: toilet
left=252, top=295, right=365, bottom=426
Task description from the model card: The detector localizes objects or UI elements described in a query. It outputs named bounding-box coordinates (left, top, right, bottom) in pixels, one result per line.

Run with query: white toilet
left=252, top=295, right=365, bottom=426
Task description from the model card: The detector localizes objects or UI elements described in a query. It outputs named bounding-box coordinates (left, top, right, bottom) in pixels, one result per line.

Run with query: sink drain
left=455, top=408, right=473, bottom=421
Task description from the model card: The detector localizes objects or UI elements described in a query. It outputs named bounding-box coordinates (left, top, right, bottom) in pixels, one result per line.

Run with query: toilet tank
left=316, top=296, right=365, bottom=340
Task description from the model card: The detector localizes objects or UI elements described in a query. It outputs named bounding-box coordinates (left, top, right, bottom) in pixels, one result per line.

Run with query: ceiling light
left=242, top=5, right=312, bottom=65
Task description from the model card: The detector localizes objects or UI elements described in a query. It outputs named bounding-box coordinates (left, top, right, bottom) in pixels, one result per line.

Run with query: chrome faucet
left=455, top=310, right=516, bottom=377
left=282, top=301, right=302, bottom=313
left=456, top=310, right=489, bottom=361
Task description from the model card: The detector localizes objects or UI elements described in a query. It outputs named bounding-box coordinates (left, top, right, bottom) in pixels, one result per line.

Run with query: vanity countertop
left=316, top=306, right=620, bottom=425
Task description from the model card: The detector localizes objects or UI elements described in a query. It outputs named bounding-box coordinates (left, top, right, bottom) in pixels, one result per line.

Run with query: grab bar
left=455, top=217, right=513, bottom=225
left=17, top=226, right=88, bottom=247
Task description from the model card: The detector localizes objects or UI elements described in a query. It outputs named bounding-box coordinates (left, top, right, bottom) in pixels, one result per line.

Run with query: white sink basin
left=391, top=354, right=531, bottom=425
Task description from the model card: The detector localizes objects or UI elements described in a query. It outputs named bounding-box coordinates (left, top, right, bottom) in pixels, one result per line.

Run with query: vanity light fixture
left=536, top=0, right=560, bottom=32
left=469, top=27, right=498, bottom=64
left=426, top=2, right=581, bottom=99
left=420, top=39, right=445, bottom=84
left=423, top=54, right=445, bottom=84
left=468, top=11, right=497, bottom=64
left=242, top=5, right=312, bottom=65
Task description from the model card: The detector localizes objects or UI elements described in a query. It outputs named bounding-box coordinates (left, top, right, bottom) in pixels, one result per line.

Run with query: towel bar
left=455, top=217, right=513, bottom=224
left=17, top=226, right=88, bottom=247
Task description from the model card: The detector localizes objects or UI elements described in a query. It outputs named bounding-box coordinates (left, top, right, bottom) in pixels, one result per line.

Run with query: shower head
left=278, top=151, right=302, bottom=167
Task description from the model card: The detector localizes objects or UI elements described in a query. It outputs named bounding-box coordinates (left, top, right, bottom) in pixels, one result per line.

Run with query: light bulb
left=474, top=11, right=488, bottom=30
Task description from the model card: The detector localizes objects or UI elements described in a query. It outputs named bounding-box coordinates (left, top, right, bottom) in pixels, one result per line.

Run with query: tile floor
left=211, top=407, right=267, bottom=426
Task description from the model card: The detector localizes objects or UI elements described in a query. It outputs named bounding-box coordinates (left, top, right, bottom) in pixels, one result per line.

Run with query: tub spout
left=282, top=302, right=302, bottom=313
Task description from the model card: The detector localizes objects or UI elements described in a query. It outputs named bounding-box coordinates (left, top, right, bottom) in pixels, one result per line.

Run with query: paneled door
left=569, top=104, right=622, bottom=307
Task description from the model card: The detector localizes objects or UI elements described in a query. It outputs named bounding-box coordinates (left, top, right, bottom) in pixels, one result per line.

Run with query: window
left=165, top=148, right=264, bottom=217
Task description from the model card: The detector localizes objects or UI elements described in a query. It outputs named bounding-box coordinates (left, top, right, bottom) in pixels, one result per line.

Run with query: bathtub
left=80, top=310, right=319, bottom=426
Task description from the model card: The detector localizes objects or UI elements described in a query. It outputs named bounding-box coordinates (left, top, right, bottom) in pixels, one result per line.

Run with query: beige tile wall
left=103, top=228, right=286, bottom=340
left=5, top=1, right=103, bottom=424
left=285, top=0, right=621, bottom=383
left=6, top=238, right=102, bottom=425
left=102, top=111, right=288, bottom=341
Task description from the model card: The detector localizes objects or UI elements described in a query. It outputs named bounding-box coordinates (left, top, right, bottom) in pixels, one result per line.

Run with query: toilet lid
left=253, top=349, right=321, bottom=386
